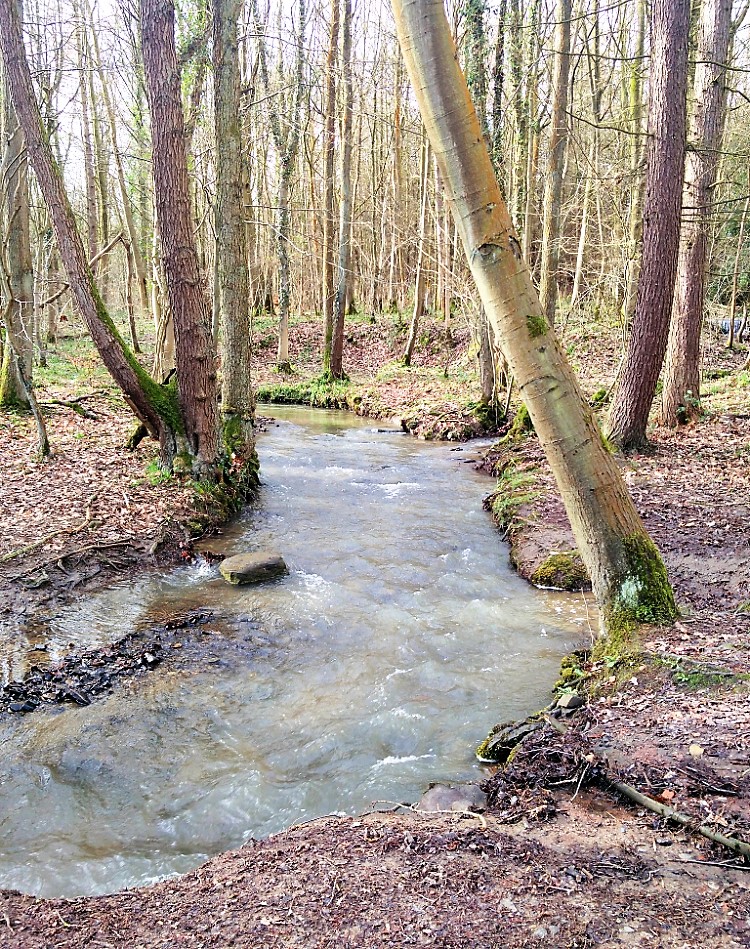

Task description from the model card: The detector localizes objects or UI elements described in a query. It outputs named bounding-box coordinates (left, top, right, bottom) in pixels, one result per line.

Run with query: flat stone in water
left=219, top=552, right=288, bottom=586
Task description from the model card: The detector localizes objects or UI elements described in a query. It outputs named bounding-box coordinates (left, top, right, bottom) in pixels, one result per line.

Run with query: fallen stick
left=545, top=715, right=750, bottom=860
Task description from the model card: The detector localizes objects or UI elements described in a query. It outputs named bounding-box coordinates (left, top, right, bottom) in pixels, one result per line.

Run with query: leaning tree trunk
left=140, top=0, right=218, bottom=473
left=0, top=0, right=171, bottom=444
left=661, top=0, right=733, bottom=426
left=391, top=0, right=676, bottom=638
left=606, top=0, right=690, bottom=450
left=538, top=0, right=571, bottom=326
left=213, top=0, right=255, bottom=456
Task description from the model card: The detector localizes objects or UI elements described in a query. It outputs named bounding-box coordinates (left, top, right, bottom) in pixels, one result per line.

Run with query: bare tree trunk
left=90, top=70, right=110, bottom=305
left=213, top=0, right=254, bottom=455
left=403, top=130, right=430, bottom=366
left=140, top=0, right=218, bottom=471
left=73, top=0, right=98, bottom=263
left=85, top=0, right=149, bottom=318
left=538, top=0, right=571, bottom=326
left=662, top=0, right=733, bottom=425
left=322, top=0, right=340, bottom=375
left=622, top=0, right=647, bottom=328
left=253, top=0, right=306, bottom=372
left=0, top=7, right=33, bottom=408
left=391, top=0, right=676, bottom=637
left=607, top=0, right=690, bottom=450
left=491, top=0, right=507, bottom=179
left=521, top=0, right=540, bottom=262
left=331, top=0, right=353, bottom=379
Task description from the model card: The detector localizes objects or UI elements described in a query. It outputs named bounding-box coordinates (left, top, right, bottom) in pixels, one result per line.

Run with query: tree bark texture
left=141, top=0, right=218, bottom=470
left=538, top=0, right=571, bottom=326
left=0, top=10, right=33, bottom=408
left=662, top=0, right=732, bottom=426
left=213, top=0, right=255, bottom=454
left=391, top=0, right=676, bottom=634
left=607, top=0, right=690, bottom=449
left=0, top=0, right=166, bottom=438
left=322, top=0, right=340, bottom=375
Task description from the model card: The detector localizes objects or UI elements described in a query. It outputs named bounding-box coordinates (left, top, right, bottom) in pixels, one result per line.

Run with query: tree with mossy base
left=391, top=0, right=677, bottom=642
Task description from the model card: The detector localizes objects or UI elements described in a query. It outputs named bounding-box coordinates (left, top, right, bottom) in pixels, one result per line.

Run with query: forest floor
left=1, top=307, right=750, bottom=946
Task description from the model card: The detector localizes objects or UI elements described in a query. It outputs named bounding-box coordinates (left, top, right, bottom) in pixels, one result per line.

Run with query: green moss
left=255, top=376, right=352, bottom=409
left=469, top=399, right=506, bottom=430
left=486, top=463, right=538, bottom=530
left=599, top=427, right=616, bottom=453
left=590, top=387, right=609, bottom=405
left=526, top=312, right=549, bottom=339
left=92, top=285, right=184, bottom=434
left=531, top=552, right=589, bottom=591
left=190, top=449, right=260, bottom=527
left=221, top=413, right=255, bottom=457
left=499, top=403, right=534, bottom=445
left=602, top=533, right=677, bottom=655
left=554, top=650, right=590, bottom=691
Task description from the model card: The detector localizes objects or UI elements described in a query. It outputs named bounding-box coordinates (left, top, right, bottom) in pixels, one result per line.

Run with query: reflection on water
left=0, top=406, right=591, bottom=897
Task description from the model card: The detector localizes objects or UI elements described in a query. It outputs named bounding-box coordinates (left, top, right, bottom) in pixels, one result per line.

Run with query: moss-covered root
left=601, top=533, right=677, bottom=656
left=530, top=552, right=589, bottom=591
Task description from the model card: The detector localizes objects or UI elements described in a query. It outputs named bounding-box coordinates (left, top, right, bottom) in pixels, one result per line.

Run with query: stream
left=0, top=406, right=590, bottom=898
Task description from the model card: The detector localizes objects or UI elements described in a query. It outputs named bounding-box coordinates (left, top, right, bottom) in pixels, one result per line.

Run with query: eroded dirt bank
left=2, top=810, right=748, bottom=948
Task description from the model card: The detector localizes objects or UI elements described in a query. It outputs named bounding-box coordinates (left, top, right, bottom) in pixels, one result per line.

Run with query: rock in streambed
left=219, top=552, right=288, bottom=585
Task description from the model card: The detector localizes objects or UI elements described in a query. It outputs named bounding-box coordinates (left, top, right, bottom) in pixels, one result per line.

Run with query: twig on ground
left=545, top=715, right=750, bottom=860
left=369, top=800, right=487, bottom=828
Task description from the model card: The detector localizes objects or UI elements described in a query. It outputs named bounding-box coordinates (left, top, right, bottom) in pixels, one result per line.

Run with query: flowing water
left=0, top=407, right=591, bottom=898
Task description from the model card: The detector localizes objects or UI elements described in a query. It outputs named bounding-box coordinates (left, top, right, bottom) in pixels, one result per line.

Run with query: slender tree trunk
left=140, top=0, right=218, bottom=471
left=0, top=9, right=33, bottom=408
left=538, top=0, right=571, bottom=326
left=90, top=73, right=110, bottom=304
left=607, top=0, right=690, bottom=450
left=508, top=0, right=526, bottom=230
left=662, top=0, right=733, bottom=426
left=403, top=130, right=430, bottom=366
left=85, top=0, right=150, bottom=318
left=331, top=0, right=353, bottom=378
left=521, top=0, right=540, bottom=262
left=322, top=0, right=340, bottom=375
left=622, top=0, right=647, bottom=327
left=213, top=0, right=254, bottom=455
left=391, top=0, right=675, bottom=636
left=74, top=0, right=98, bottom=264
left=491, top=0, right=507, bottom=179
